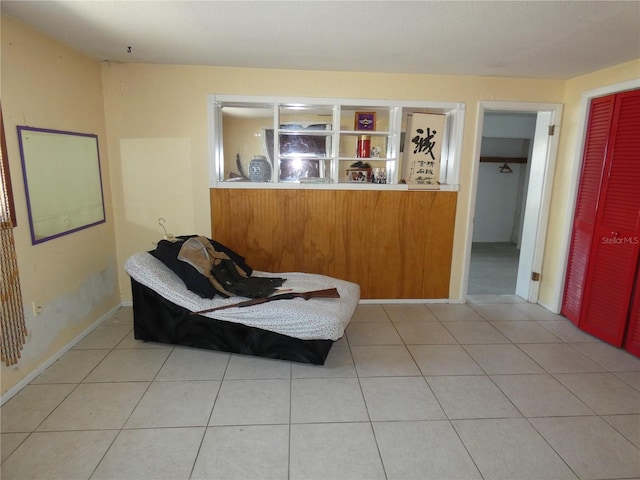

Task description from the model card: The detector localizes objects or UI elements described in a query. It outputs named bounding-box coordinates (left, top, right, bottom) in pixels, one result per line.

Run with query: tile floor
left=2, top=299, right=640, bottom=480
left=468, top=242, right=520, bottom=295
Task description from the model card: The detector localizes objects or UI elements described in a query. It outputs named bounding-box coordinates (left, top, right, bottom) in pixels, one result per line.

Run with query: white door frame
left=461, top=101, right=563, bottom=302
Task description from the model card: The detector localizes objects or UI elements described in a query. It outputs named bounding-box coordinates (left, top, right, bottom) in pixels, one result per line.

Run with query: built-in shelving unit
left=208, top=95, right=465, bottom=190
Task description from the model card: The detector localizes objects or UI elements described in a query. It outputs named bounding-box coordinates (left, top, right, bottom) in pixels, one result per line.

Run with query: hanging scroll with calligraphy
left=403, top=113, right=445, bottom=188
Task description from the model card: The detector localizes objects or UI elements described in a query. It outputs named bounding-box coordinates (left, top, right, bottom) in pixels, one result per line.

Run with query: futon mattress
left=124, top=252, right=359, bottom=341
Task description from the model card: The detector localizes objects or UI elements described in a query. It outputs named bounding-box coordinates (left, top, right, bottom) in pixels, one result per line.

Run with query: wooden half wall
left=211, top=189, right=457, bottom=299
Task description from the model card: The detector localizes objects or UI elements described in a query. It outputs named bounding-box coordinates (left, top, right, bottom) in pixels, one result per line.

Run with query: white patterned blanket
left=125, top=252, right=359, bottom=341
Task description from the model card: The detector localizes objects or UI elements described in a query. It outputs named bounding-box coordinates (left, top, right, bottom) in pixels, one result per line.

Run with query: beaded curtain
left=0, top=108, right=27, bottom=367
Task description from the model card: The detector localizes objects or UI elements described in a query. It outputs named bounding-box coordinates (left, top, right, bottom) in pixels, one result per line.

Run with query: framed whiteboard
left=17, top=126, right=105, bottom=244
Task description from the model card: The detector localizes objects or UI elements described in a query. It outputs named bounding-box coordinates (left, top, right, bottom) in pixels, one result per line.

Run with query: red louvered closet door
left=561, top=96, right=615, bottom=325
left=562, top=88, right=640, bottom=350
left=626, top=284, right=640, bottom=356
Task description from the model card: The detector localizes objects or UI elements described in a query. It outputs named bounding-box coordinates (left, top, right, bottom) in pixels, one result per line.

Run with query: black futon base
left=131, top=279, right=334, bottom=365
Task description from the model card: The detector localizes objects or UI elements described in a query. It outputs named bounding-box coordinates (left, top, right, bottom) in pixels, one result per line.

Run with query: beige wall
left=100, top=60, right=638, bottom=309
left=539, top=59, right=640, bottom=310
left=101, top=63, right=566, bottom=303
left=1, top=16, right=119, bottom=396
left=101, top=60, right=640, bottom=310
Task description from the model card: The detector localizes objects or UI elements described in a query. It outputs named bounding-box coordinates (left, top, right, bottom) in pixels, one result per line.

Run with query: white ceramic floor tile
left=102, top=306, right=134, bottom=326
left=497, top=294, right=527, bottom=303
left=519, top=343, right=607, bottom=373
left=615, top=370, right=640, bottom=390
left=290, top=423, right=385, bottom=480
left=427, top=375, right=521, bottom=419
left=155, top=346, right=229, bottom=381
left=73, top=325, right=132, bottom=349
left=454, top=418, right=578, bottom=479
left=5, top=300, right=639, bottom=480
left=373, top=420, right=481, bottom=479
left=291, top=345, right=357, bottom=378
left=0, top=430, right=117, bottom=480
left=0, top=433, right=29, bottom=462
left=115, top=331, right=169, bottom=349
left=505, top=294, right=527, bottom=303
left=192, top=425, right=289, bottom=480
left=125, top=380, right=220, bottom=428
left=31, top=349, right=110, bottom=384
left=333, top=335, right=348, bottom=347
left=468, top=243, right=519, bottom=296
left=554, top=372, right=640, bottom=414
left=37, top=382, right=148, bottom=431
left=536, top=320, right=600, bottom=342
left=350, top=304, right=391, bottom=322
left=224, top=354, right=291, bottom=379
left=531, top=416, right=640, bottom=480
left=291, top=377, right=368, bottom=423
left=84, top=347, right=172, bottom=382
left=394, top=321, right=457, bottom=345
left=571, top=342, right=640, bottom=371
left=209, top=379, right=290, bottom=425
left=427, top=303, right=485, bottom=322
left=346, top=322, right=403, bottom=345
left=443, top=322, right=510, bottom=344
left=464, top=344, right=544, bottom=374
left=360, top=377, right=445, bottom=421
left=490, top=374, right=594, bottom=417
left=0, top=384, right=76, bottom=433
left=469, top=303, right=530, bottom=321
left=468, top=294, right=523, bottom=304
left=351, top=345, right=421, bottom=377
left=92, top=427, right=204, bottom=480
left=603, top=414, right=640, bottom=448
left=383, top=303, right=438, bottom=322
left=490, top=321, right=562, bottom=343
left=512, top=302, right=565, bottom=320
left=408, top=345, right=484, bottom=376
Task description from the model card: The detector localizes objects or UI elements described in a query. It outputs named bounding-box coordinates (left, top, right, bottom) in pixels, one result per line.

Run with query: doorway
left=468, top=111, right=536, bottom=295
left=464, top=101, right=563, bottom=302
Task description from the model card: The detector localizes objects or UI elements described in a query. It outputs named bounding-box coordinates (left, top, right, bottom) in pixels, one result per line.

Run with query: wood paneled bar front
left=211, top=188, right=457, bottom=299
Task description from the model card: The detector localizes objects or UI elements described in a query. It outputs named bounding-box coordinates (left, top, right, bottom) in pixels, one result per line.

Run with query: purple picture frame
left=17, top=126, right=106, bottom=245
left=354, top=112, right=376, bottom=131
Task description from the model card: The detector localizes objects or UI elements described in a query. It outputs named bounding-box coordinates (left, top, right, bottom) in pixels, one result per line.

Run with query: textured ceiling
left=2, top=0, right=639, bottom=79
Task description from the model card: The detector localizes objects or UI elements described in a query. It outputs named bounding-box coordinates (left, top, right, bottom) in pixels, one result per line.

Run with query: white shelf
left=339, top=130, right=392, bottom=136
